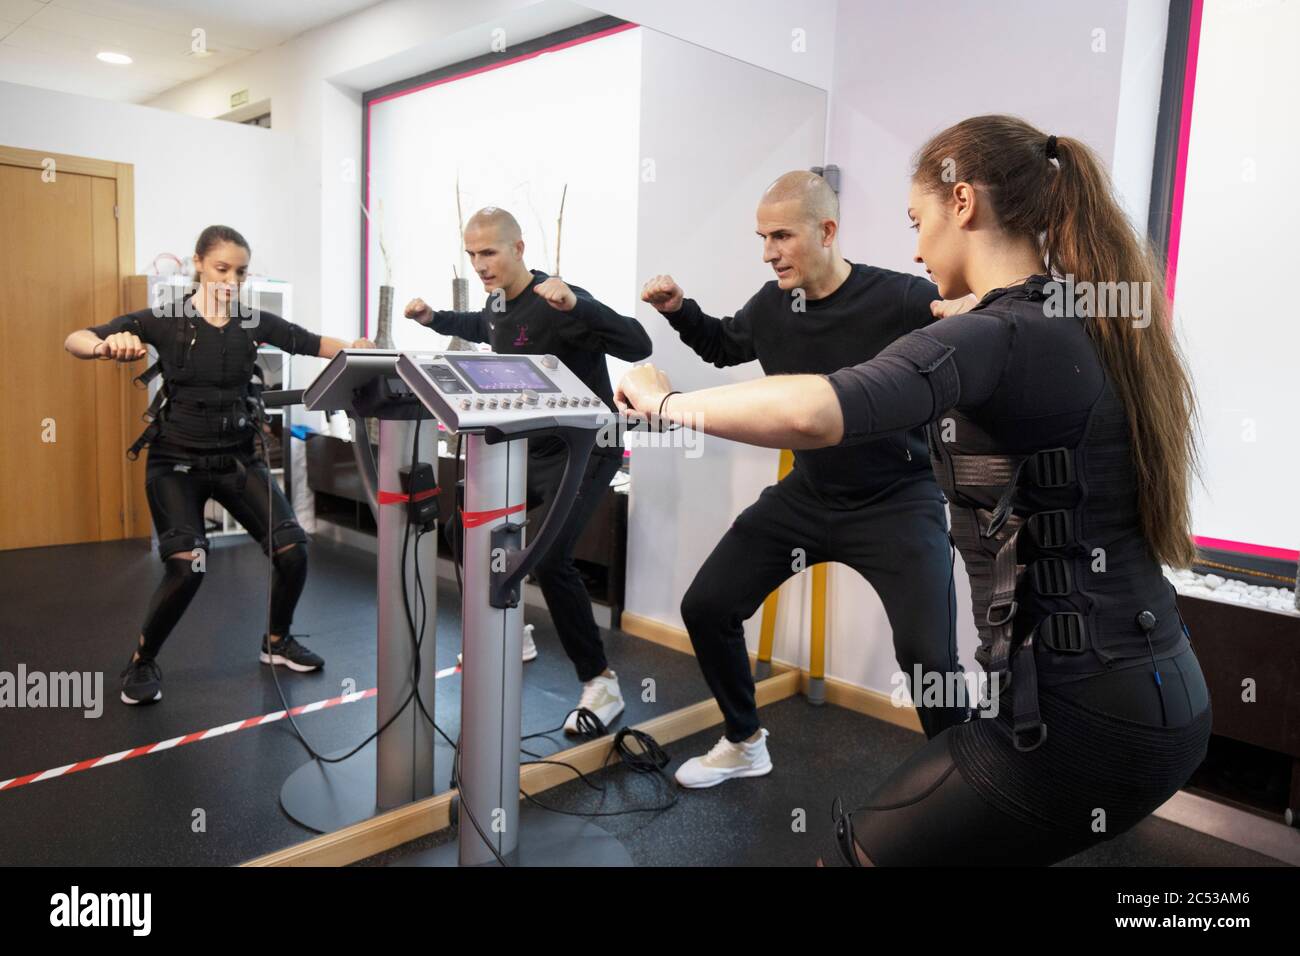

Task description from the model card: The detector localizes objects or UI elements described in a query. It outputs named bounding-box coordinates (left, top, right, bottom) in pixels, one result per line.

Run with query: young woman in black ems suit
left=65, top=225, right=375, bottom=705
left=405, top=206, right=652, bottom=735
left=616, top=115, right=1211, bottom=865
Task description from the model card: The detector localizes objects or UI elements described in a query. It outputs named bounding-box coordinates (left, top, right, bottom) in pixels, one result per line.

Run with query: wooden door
left=0, top=147, right=142, bottom=550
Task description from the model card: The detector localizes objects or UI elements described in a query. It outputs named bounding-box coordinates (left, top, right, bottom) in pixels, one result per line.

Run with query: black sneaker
left=260, top=634, right=324, bottom=672
left=120, top=656, right=162, bottom=705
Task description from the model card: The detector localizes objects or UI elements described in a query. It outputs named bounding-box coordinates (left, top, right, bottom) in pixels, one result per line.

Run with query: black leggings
left=136, top=452, right=308, bottom=660
left=525, top=448, right=625, bottom=683
left=442, top=447, right=623, bottom=682
left=846, top=643, right=1212, bottom=866
left=683, top=472, right=962, bottom=742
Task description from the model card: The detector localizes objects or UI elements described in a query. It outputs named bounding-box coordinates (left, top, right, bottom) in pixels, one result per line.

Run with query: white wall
left=0, top=79, right=295, bottom=292
left=364, top=24, right=642, bottom=351
left=627, top=29, right=828, bottom=637
left=1111, top=0, right=1170, bottom=228
left=594, top=0, right=837, bottom=90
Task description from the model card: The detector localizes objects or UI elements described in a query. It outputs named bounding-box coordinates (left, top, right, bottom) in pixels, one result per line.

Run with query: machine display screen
left=443, top=356, right=560, bottom=393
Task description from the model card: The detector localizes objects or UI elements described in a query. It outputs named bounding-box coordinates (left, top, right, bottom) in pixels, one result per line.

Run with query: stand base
left=389, top=804, right=634, bottom=867
left=280, top=740, right=446, bottom=834
left=806, top=676, right=826, bottom=706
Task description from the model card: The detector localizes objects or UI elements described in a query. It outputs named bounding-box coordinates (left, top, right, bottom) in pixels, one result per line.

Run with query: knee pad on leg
left=158, top=528, right=209, bottom=562
left=265, top=519, right=308, bottom=555
left=272, top=539, right=308, bottom=581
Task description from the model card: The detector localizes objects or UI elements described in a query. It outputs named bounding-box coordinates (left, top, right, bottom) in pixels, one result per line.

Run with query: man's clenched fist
left=641, top=275, right=683, bottom=314
left=534, top=277, right=577, bottom=312
left=404, top=297, right=432, bottom=324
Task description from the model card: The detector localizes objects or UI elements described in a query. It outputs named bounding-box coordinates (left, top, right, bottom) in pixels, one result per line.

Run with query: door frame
left=0, top=145, right=135, bottom=281
left=0, top=144, right=139, bottom=541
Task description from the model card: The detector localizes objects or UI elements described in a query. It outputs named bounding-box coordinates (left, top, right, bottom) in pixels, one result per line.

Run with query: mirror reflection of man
left=405, top=207, right=652, bottom=734
left=640, top=171, right=974, bottom=787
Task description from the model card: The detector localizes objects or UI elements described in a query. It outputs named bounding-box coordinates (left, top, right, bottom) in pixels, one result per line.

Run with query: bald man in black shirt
left=406, top=207, right=651, bottom=734
left=641, top=171, right=974, bottom=787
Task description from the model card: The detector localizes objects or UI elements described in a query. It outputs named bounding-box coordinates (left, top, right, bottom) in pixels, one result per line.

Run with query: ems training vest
left=126, top=298, right=267, bottom=460
left=892, top=276, right=1190, bottom=751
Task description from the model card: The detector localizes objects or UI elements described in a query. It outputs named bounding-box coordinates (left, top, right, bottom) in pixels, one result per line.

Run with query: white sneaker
left=674, top=729, right=772, bottom=788
left=457, top=624, right=538, bottom=666
left=563, top=671, right=625, bottom=734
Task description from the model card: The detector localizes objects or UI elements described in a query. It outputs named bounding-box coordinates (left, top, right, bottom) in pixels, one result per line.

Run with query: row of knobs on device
left=457, top=389, right=598, bottom=411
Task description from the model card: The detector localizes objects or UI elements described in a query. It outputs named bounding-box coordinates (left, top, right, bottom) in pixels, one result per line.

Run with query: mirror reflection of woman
left=65, top=225, right=375, bottom=705
left=617, top=116, right=1211, bottom=866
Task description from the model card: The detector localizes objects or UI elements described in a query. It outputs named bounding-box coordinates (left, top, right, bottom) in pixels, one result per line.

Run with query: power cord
left=251, top=419, right=420, bottom=764
left=519, top=725, right=680, bottom=817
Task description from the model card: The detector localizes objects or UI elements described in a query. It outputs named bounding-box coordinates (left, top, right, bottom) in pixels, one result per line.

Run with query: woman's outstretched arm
left=614, top=312, right=1010, bottom=451
left=616, top=370, right=845, bottom=450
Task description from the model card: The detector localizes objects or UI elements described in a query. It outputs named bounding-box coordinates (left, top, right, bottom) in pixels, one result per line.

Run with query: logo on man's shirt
left=513, top=324, right=530, bottom=347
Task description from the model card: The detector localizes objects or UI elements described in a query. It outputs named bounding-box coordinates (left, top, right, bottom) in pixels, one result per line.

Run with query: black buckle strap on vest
left=1029, top=557, right=1072, bottom=595
left=1011, top=636, right=1047, bottom=751
left=133, top=362, right=162, bottom=391
left=1026, top=509, right=1073, bottom=549
left=1035, top=612, right=1087, bottom=653
left=886, top=331, right=960, bottom=415
left=984, top=519, right=1023, bottom=676
left=1030, top=447, right=1073, bottom=487
left=127, top=419, right=160, bottom=461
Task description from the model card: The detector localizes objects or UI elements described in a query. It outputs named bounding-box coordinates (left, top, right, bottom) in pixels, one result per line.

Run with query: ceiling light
left=96, top=51, right=132, bottom=65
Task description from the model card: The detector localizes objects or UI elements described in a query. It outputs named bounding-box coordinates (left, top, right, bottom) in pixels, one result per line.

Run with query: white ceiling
left=0, top=0, right=383, bottom=103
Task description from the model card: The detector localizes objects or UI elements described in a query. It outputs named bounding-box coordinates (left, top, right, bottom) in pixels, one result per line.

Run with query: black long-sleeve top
left=87, top=300, right=321, bottom=455
left=418, top=269, right=652, bottom=457
left=664, top=262, right=942, bottom=509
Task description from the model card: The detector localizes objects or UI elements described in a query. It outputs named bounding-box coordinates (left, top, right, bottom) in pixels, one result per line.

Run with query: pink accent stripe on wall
left=1165, top=0, right=1203, bottom=304
left=1193, top=537, right=1300, bottom=563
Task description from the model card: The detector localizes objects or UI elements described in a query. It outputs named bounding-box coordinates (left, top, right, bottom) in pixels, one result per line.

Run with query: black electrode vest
left=891, top=276, right=1188, bottom=751
left=126, top=295, right=267, bottom=469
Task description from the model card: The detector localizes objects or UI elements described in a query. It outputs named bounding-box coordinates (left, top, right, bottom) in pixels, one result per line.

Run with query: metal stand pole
left=376, top=417, right=438, bottom=809
left=279, top=416, right=438, bottom=831
left=457, top=434, right=526, bottom=865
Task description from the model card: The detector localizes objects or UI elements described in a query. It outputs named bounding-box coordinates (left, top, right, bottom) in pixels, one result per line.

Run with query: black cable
left=252, top=418, right=421, bottom=765
left=450, top=433, right=464, bottom=600
left=518, top=726, right=680, bottom=817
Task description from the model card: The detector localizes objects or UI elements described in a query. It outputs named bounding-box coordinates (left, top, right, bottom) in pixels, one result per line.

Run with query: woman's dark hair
left=195, top=224, right=250, bottom=259
left=911, top=114, right=1200, bottom=568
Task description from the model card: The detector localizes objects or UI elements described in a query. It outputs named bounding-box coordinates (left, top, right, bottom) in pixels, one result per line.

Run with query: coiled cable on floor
left=519, top=725, right=679, bottom=817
